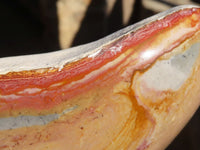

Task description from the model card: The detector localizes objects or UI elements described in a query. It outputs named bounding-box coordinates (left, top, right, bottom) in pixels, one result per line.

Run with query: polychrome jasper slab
left=0, top=5, right=200, bottom=150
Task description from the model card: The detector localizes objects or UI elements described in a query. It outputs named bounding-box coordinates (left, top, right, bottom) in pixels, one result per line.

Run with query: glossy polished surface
left=0, top=5, right=200, bottom=150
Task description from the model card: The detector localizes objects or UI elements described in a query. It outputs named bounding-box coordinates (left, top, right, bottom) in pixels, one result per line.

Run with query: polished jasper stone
left=0, top=5, right=200, bottom=150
